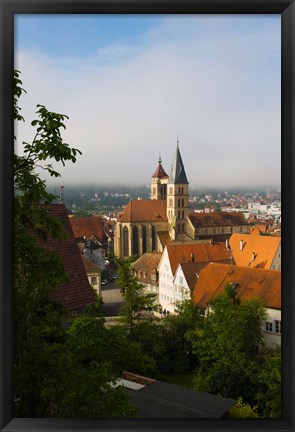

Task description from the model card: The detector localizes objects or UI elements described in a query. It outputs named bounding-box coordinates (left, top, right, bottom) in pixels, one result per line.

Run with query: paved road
left=101, top=280, right=124, bottom=317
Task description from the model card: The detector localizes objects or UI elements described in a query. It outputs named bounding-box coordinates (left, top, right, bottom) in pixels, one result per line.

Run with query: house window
left=265, top=322, right=273, bottom=332
left=91, top=277, right=97, bottom=285
left=275, top=320, right=281, bottom=334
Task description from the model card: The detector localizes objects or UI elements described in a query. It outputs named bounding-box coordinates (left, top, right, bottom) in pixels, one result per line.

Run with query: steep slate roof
left=164, top=242, right=232, bottom=275
left=132, top=253, right=162, bottom=273
left=46, top=205, right=96, bottom=311
left=229, top=233, right=281, bottom=269
left=69, top=215, right=105, bottom=241
left=193, top=262, right=281, bottom=310
left=119, top=199, right=167, bottom=223
left=189, top=211, right=248, bottom=228
left=168, top=144, right=189, bottom=184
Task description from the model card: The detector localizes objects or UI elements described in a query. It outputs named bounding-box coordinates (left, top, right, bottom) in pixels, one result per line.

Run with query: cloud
left=14, top=15, right=281, bottom=189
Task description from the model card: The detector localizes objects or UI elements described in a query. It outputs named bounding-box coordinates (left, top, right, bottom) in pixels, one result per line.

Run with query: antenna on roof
left=177, top=133, right=179, bottom=148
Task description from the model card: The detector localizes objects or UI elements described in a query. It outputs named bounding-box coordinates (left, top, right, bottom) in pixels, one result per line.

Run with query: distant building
left=187, top=211, right=250, bottom=241
left=114, top=141, right=191, bottom=258
left=115, top=142, right=252, bottom=258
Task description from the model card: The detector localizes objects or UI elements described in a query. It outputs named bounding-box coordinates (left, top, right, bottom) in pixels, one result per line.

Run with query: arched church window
left=178, top=199, right=180, bottom=207
left=182, top=210, right=184, bottom=219
left=123, top=227, right=129, bottom=257
left=182, top=198, right=184, bottom=206
left=142, top=226, right=147, bottom=254
left=132, top=226, right=139, bottom=256
left=152, top=225, right=156, bottom=252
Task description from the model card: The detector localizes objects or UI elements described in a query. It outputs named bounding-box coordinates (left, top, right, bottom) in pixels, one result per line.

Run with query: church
left=114, top=142, right=192, bottom=258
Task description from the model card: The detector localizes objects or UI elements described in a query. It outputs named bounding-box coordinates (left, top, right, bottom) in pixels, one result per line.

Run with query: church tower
left=150, top=155, right=169, bottom=200
left=166, top=140, right=189, bottom=240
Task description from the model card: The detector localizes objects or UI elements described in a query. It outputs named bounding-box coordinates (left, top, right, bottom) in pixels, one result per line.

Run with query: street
left=101, top=280, right=124, bottom=317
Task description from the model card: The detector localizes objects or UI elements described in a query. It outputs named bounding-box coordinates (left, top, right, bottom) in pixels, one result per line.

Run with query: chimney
left=191, top=253, right=195, bottom=262
left=225, top=238, right=230, bottom=250
left=240, top=239, right=244, bottom=251
left=252, top=252, right=256, bottom=262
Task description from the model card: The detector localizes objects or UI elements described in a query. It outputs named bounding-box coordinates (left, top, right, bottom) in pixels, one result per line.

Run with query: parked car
left=101, top=279, right=109, bottom=286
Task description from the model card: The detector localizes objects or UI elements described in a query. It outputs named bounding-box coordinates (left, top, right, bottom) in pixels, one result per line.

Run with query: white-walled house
left=82, top=256, right=102, bottom=297
left=157, top=241, right=232, bottom=314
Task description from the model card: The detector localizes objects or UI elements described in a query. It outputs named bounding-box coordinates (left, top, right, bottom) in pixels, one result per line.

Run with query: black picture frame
left=1, top=1, right=294, bottom=431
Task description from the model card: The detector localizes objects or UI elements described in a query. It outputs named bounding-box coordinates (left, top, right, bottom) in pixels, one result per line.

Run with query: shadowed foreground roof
left=46, top=205, right=96, bottom=311
left=119, top=199, right=167, bottom=223
left=193, top=262, right=281, bottom=309
left=127, top=380, right=235, bottom=418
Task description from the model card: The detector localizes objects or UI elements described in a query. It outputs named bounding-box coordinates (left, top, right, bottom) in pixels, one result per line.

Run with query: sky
left=14, top=14, right=281, bottom=190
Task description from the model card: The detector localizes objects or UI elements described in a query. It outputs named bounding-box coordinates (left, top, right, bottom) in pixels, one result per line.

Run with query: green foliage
left=160, top=300, right=204, bottom=374
left=228, top=397, right=259, bottom=418
left=67, top=317, right=156, bottom=378
left=84, top=292, right=105, bottom=317
left=256, top=349, right=281, bottom=418
left=115, top=256, right=157, bottom=335
left=13, top=71, right=138, bottom=418
left=191, top=287, right=266, bottom=405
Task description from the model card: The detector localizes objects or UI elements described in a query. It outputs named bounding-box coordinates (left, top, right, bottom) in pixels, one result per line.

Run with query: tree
left=256, top=349, right=281, bottom=418
left=14, top=70, right=83, bottom=416
left=115, top=256, right=157, bottom=335
left=160, top=300, right=204, bottom=374
left=190, top=285, right=266, bottom=406
left=13, top=71, right=137, bottom=418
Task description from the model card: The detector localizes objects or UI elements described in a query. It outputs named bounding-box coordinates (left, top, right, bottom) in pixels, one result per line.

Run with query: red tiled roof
left=46, top=205, right=96, bottom=311
left=69, top=215, right=106, bottom=242
left=152, top=163, right=169, bottom=179
left=193, top=262, right=281, bottom=310
left=166, top=241, right=232, bottom=274
left=189, top=212, right=248, bottom=228
left=229, top=233, right=281, bottom=269
left=132, top=253, right=162, bottom=272
left=119, top=199, right=167, bottom=223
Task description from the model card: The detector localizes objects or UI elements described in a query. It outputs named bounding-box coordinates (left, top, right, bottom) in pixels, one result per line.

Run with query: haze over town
left=15, top=14, right=281, bottom=190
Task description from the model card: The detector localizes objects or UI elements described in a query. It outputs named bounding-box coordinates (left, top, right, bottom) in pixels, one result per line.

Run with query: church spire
left=168, top=139, right=189, bottom=184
